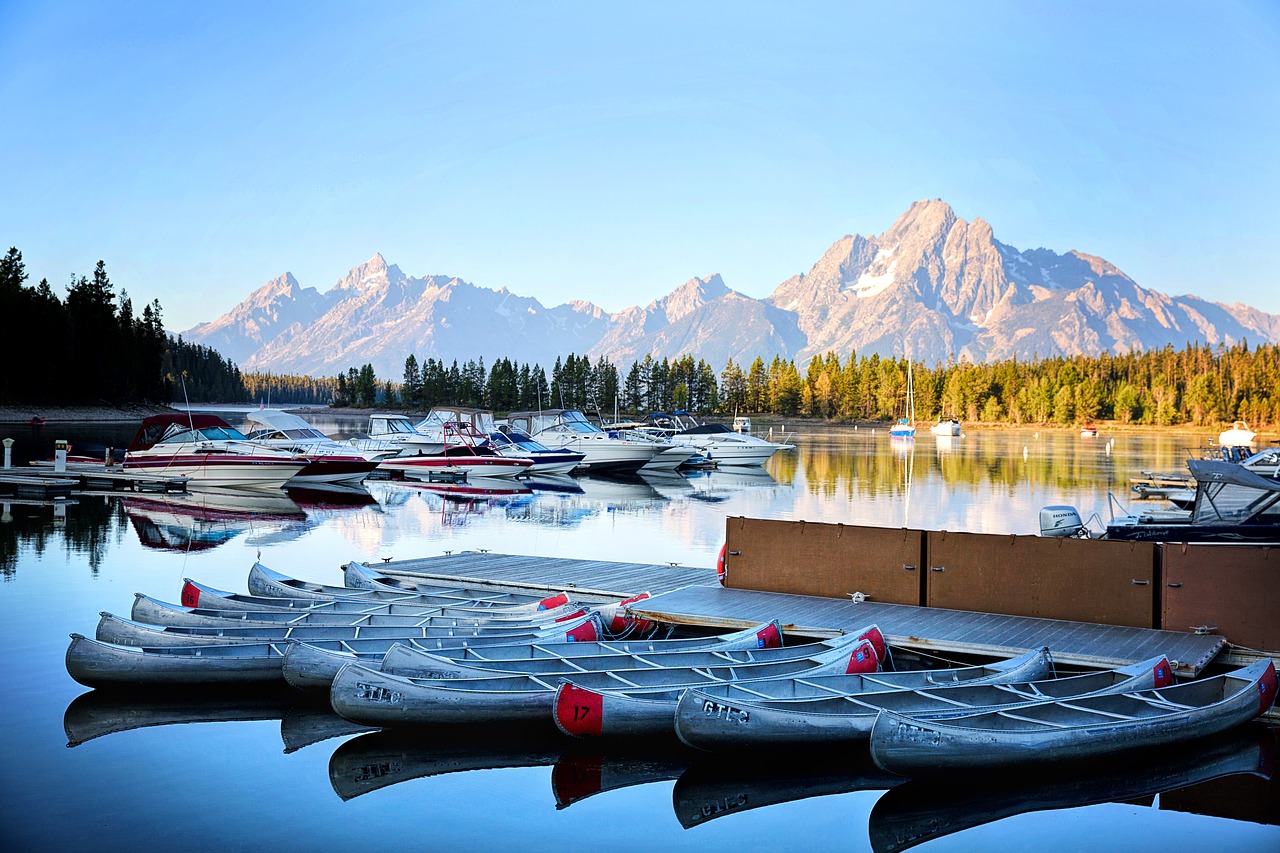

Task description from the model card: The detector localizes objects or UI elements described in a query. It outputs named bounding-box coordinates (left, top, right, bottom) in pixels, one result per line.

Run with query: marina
left=3, top=420, right=1277, bottom=851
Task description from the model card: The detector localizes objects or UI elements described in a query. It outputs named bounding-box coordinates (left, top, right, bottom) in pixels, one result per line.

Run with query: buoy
left=1023, top=446, right=1028, bottom=461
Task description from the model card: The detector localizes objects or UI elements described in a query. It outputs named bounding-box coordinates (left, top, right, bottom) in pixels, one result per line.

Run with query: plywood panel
left=1163, top=544, right=1279, bottom=652
left=724, top=517, right=924, bottom=605
left=926, top=531, right=1158, bottom=627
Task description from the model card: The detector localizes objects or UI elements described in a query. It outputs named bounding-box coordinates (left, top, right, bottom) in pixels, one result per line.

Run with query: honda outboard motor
left=1040, top=505, right=1084, bottom=537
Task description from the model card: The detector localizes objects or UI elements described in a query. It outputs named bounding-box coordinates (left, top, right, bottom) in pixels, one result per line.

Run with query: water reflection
left=672, top=749, right=903, bottom=829
left=62, top=687, right=371, bottom=750
left=866, top=724, right=1278, bottom=853
left=328, top=725, right=565, bottom=801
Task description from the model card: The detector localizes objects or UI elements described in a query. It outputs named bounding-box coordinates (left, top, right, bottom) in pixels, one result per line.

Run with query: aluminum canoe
left=283, top=621, right=784, bottom=692
left=380, top=625, right=881, bottom=680
left=867, top=658, right=1278, bottom=774
left=555, top=646, right=1054, bottom=739
left=180, top=576, right=571, bottom=614
left=247, top=561, right=564, bottom=606
left=95, top=610, right=603, bottom=647
left=671, top=654, right=1173, bottom=750
left=328, top=637, right=881, bottom=727
left=66, top=633, right=291, bottom=687
left=129, top=592, right=588, bottom=629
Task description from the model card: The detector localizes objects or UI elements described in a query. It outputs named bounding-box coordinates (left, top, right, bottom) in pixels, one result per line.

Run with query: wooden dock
left=381, top=551, right=1228, bottom=677
left=4, top=464, right=188, bottom=494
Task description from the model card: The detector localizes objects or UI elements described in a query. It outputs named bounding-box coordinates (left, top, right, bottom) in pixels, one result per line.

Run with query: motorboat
left=378, top=420, right=534, bottom=480
left=1041, top=458, right=1280, bottom=543
left=366, top=413, right=445, bottom=456
left=1080, top=422, right=1099, bottom=438
left=122, top=414, right=309, bottom=489
left=488, top=427, right=584, bottom=474
left=506, top=410, right=657, bottom=473
left=241, top=409, right=382, bottom=485
left=599, top=419, right=699, bottom=470
left=417, top=407, right=584, bottom=475
left=732, top=416, right=752, bottom=434
left=1219, top=420, right=1256, bottom=449
left=929, top=417, right=962, bottom=437
left=649, top=412, right=794, bottom=467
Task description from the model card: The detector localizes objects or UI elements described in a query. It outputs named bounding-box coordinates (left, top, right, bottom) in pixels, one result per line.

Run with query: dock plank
left=381, top=551, right=1226, bottom=676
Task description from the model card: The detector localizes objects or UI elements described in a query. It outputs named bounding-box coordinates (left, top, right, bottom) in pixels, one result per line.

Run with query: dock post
left=54, top=439, right=68, bottom=473
left=2, top=438, right=11, bottom=469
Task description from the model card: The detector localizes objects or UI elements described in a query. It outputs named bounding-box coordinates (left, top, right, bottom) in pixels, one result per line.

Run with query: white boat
left=929, top=417, right=962, bottom=437
left=378, top=420, right=533, bottom=480
left=889, top=361, right=916, bottom=438
left=599, top=420, right=700, bottom=471
left=653, top=412, right=794, bottom=467
left=241, top=409, right=382, bottom=485
left=732, top=416, right=752, bottom=434
left=417, top=407, right=584, bottom=474
left=1219, top=420, right=1256, bottom=448
left=123, top=414, right=309, bottom=489
left=366, top=413, right=445, bottom=456
left=506, top=410, right=657, bottom=473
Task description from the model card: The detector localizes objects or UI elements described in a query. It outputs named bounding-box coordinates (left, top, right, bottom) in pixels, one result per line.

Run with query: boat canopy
left=417, top=407, right=497, bottom=433
left=245, top=409, right=329, bottom=440
left=1186, top=459, right=1280, bottom=525
left=127, top=414, right=244, bottom=451
left=507, top=409, right=603, bottom=435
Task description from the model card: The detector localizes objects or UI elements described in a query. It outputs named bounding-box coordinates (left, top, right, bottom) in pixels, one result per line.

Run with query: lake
left=1, top=416, right=1276, bottom=852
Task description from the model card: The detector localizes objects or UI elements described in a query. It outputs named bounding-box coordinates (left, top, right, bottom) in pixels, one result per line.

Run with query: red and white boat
left=378, top=421, right=534, bottom=480
left=123, top=414, right=309, bottom=489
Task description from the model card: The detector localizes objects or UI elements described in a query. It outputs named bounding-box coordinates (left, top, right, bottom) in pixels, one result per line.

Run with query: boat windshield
left=376, top=419, right=416, bottom=435
left=159, top=425, right=249, bottom=444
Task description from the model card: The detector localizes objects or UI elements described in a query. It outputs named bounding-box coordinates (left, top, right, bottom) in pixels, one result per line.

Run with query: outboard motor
left=1040, top=505, right=1084, bottom=537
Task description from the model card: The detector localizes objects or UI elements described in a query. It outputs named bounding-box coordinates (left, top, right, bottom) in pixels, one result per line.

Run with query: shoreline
left=0, top=403, right=1269, bottom=440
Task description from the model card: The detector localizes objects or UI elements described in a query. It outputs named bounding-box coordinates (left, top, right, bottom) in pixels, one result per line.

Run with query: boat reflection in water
left=328, top=725, right=565, bottom=802
left=673, top=749, right=903, bottom=829
left=866, top=724, right=1279, bottom=853
left=122, top=484, right=381, bottom=552
left=122, top=489, right=308, bottom=553
left=62, top=688, right=371, bottom=751
left=551, top=746, right=694, bottom=809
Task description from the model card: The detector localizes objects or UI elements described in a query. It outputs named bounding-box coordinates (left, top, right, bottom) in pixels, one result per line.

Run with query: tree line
left=2, top=248, right=248, bottom=405
left=328, top=342, right=1278, bottom=428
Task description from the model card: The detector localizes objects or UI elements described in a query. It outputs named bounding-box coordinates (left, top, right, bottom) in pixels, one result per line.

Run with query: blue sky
left=2, top=1, right=1278, bottom=331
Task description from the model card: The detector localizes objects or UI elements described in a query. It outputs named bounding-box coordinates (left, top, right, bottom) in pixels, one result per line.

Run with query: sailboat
left=889, top=360, right=916, bottom=438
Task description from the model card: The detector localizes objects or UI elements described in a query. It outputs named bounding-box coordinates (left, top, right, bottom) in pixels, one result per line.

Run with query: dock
left=379, top=551, right=1228, bottom=677
left=2, top=464, right=187, bottom=494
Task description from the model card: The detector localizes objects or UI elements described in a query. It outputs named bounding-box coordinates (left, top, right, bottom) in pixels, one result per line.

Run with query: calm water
left=1, top=417, right=1276, bottom=852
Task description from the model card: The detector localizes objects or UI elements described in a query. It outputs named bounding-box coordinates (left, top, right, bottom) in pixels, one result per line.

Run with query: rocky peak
left=328, top=252, right=406, bottom=294
left=663, top=274, right=730, bottom=324
left=880, top=198, right=958, bottom=246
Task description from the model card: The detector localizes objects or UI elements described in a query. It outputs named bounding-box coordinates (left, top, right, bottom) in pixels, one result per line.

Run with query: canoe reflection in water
left=328, top=725, right=566, bottom=802
left=673, top=748, right=903, bottom=829
left=551, top=746, right=694, bottom=809
left=62, top=688, right=372, bottom=751
left=867, top=724, right=1279, bottom=853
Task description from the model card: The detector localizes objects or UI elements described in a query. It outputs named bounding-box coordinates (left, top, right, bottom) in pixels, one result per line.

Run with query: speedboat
left=653, top=412, right=794, bottom=467
left=929, top=417, right=962, bottom=437
left=416, top=406, right=584, bottom=475
left=1080, top=423, right=1099, bottom=437
left=488, top=427, right=585, bottom=474
left=123, top=414, right=309, bottom=489
left=378, top=420, right=534, bottom=480
left=600, top=419, right=699, bottom=470
left=366, top=413, right=446, bottom=456
left=1042, top=458, right=1280, bottom=543
left=242, top=409, right=383, bottom=486
left=506, top=410, right=657, bottom=473
left=1219, top=421, right=1256, bottom=449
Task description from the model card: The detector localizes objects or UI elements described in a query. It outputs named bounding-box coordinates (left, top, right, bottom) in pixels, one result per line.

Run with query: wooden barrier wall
left=1163, top=544, right=1278, bottom=652
left=926, top=531, right=1159, bottom=627
left=725, top=518, right=1280, bottom=648
left=724, top=517, right=925, bottom=605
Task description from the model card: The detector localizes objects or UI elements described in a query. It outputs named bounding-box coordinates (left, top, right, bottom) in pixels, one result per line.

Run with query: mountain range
left=185, top=200, right=1280, bottom=379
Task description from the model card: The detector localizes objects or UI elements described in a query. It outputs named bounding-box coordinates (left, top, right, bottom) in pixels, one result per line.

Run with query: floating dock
left=379, top=551, right=1228, bottom=677
left=2, top=464, right=187, bottom=494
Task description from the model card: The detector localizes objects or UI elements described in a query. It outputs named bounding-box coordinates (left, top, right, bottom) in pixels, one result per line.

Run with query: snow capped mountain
left=183, top=203, right=1280, bottom=378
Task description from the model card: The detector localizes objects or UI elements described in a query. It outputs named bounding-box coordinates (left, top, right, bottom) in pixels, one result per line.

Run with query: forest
left=325, top=343, right=1279, bottom=429
left=1, top=248, right=248, bottom=405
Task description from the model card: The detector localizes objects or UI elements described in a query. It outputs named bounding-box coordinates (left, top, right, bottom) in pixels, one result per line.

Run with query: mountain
left=184, top=203, right=1279, bottom=377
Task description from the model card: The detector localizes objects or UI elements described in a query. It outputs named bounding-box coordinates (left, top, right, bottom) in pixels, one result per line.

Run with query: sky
left=2, top=1, right=1278, bottom=331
